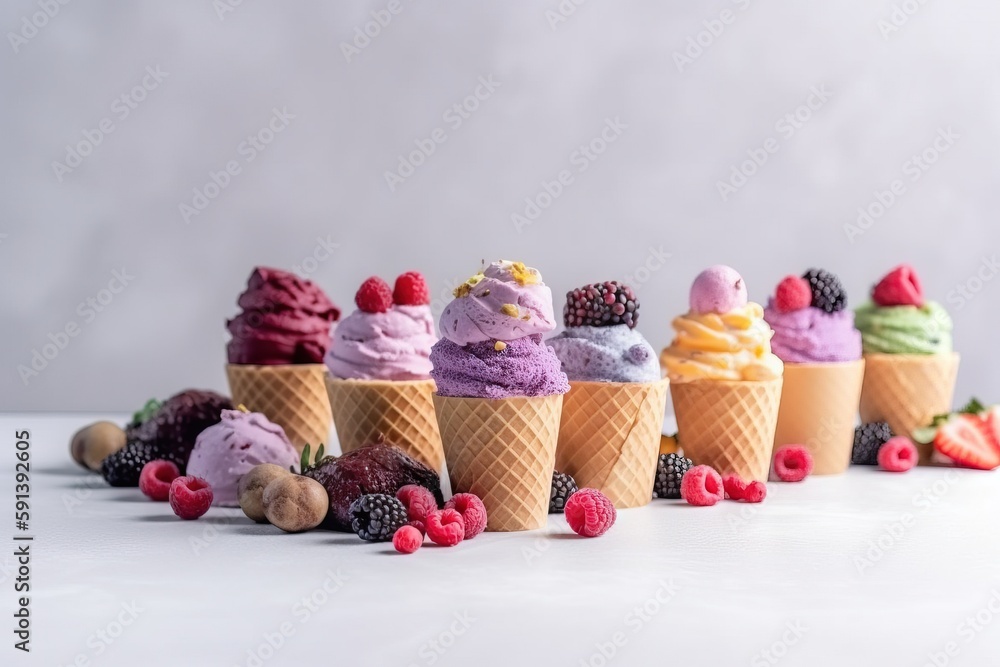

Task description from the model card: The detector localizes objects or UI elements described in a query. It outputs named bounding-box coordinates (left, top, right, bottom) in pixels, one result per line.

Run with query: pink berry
left=393, top=525, right=423, bottom=554
left=742, top=481, right=767, bottom=503
left=425, top=509, right=465, bottom=547
left=878, top=436, right=918, bottom=473
left=396, top=484, right=438, bottom=521
left=169, top=476, right=213, bottom=520
left=564, top=488, right=616, bottom=537
left=444, top=493, right=487, bottom=539
left=681, top=465, right=725, bottom=506
left=722, top=474, right=748, bottom=500
left=139, top=460, right=180, bottom=502
left=773, top=445, right=814, bottom=482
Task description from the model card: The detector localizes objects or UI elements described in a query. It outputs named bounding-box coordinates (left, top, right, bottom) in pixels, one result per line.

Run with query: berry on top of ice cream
left=563, top=281, right=639, bottom=329
left=855, top=266, right=952, bottom=355
left=355, top=277, right=394, bottom=313
left=774, top=276, right=812, bottom=313
left=872, top=264, right=924, bottom=308
left=393, top=271, right=431, bottom=306
left=802, top=269, right=847, bottom=313
left=689, top=265, right=748, bottom=315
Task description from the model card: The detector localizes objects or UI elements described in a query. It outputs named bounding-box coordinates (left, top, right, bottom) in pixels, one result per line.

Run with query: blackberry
left=349, top=494, right=408, bottom=541
left=101, top=442, right=184, bottom=487
left=653, top=453, right=693, bottom=499
left=802, top=269, right=847, bottom=313
left=549, top=471, right=578, bottom=514
left=852, top=422, right=893, bottom=465
left=564, top=281, right=639, bottom=329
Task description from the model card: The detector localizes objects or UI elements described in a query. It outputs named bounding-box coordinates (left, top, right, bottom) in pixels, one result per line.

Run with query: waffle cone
left=670, top=378, right=782, bottom=482
left=434, top=394, right=562, bottom=532
left=773, top=360, right=865, bottom=475
left=859, top=353, right=960, bottom=446
left=225, top=364, right=331, bottom=453
left=326, top=377, right=444, bottom=470
left=555, top=379, right=669, bottom=508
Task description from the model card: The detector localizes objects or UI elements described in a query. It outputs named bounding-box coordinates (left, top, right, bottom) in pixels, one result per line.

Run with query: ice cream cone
left=225, top=364, right=331, bottom=453
left=773, top=360, right=865, bottom=475
left=670, top=378, right=782, bottom=482
left=555, top=378, right=669, bottom=508
left=433, top=394, right=562, bottom=532
left=326, top=377, right=444, bottom=470
left=860, top=353, right=960, bottom=462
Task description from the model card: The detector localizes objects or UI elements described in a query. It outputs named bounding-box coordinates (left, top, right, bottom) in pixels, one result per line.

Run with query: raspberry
left=774, top=276, right=812, bottom=313
left=722, top=474, right=747, bottom=500
left=564, top=488, right=616, bottom=537
left=563, top=281, right=639, bottom=329
left=872, top=264, right=924, bottom=308
left=681, top=465, right=724, bottom=506
left=773, top=445, right=814, bottom=482
left=444, top=493, right=487, bottom=539
left=355, top=277, right=393, bottom=313
left=393, top=525, right=423, bottom=554
left=393, top=271, right=430, bottom=306
left=878, top=436, right=918, bottom=472
left=425, top=509, right=465, bottom=546
left=169, top=476, right=213, bottom=520
left=407, top=519, right=426, bottom=535
left=139, top=460, right=180, bottom=501
left=802, top=269, right=847, bottom=313
left=396, top=484, right=438, bottom=521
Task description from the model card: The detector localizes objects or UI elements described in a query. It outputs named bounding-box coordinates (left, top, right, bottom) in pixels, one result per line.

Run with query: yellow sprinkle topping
left=500, top=304, right=519, bottom=317
left=494, top=341, right=507, bottom=351
left=452, top=273, right=485, bottom=298
left=508, top=261, right=540, bottom=286
left=236, top=404, right=250, bottom=413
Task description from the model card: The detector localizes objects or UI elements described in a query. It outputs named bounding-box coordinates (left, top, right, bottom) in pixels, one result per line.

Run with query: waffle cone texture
left=555, top=379, right=669, bottom=508
left=225, top=364, right=332, bottom=453
left=859, top=353, right=960, bottom=442
left=670, top=378, right=782, bottom=483
left=773, top=360, right=864, bottom=475
left=433, top=394, right=562, bottom=532
left=326, top=377, right=444, bottom=470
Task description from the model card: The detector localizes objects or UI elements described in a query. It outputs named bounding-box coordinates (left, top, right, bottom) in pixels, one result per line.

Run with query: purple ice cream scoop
left=548, top=325, right=661, bottom=383
left=764, top=301, right=862, bottom=364
left=430, top=335, right=570, bottom=399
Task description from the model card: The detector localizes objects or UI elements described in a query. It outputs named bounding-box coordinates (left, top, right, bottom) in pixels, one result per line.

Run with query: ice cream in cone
left=764, top=269, right=865, bottom=474
left=661, top=266, right=784, bottom=482
left=225, top=267, right=339, bottom=452
left=856, top=265, right=958, bottom=451
left=325, top=272, right=443, bottom=470
left=430, top=260, right=569, bottom=531
left=549, top=281, right=668, bottom=508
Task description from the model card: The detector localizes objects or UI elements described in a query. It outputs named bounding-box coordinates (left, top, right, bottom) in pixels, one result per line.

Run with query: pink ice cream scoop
left=187, top=410, right=300, bottom=506
left=326, top=305, right=436, bottom=381
left=689, top=265, right=748, bottom=315
left=764, top=302, right=862, bottom=363
left=439, top=260, right=557, bottom=345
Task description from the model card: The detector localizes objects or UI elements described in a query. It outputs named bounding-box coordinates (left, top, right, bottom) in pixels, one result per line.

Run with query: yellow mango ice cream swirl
left=661, top=265, right=783, bottom=382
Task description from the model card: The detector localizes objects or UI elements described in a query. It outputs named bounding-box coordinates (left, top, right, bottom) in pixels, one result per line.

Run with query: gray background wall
left=2, top=0, right=999, bottom=412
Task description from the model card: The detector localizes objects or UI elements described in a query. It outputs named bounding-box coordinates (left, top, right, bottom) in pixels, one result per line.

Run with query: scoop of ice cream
left=430, top=335, right=569, bottom=399
left=689, top=265, right=748, bottom=315
left=187, top=410, right=300, bottom=506
left=764, top=301, right=862, bottom=363
left=227, top=267, right=340, bottom=365
left=439, top=260, right=557, bottom=345
left=326, top=305, right=436, bottom=380
left=549, top=325, right=661, bottom=382
left=661, top=303, right=783, bottom=382
left=854, top=301, right=953, bottom=355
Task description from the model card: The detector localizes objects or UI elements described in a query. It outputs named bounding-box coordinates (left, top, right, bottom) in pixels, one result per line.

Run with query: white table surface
left=4, top=414, right=1000, bottom=667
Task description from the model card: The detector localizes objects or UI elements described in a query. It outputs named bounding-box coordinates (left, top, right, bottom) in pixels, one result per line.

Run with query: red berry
left=396, top=484, right=438, bottom=521
left=564, top=488, right=617, bottom=537
left=935, top=415, right=1000, bottom=470
left=774, top=276, right=812, bottom=313
left=742, top=481, right=767, bottom=503
left=393, top=525, right=423, bottom=554
left=355, top=277, right=393, bottom=313
left=393, top=271, right=430, bottom=306
left=681, top=465, right=724, bottom=506
left=878, top=436, right=918, bottom=472
left=139, top=460, right=180, bottom=502
left=424, top=509, right=465, bottom=546
left=722, top=474, right=747, bottom=500
left=872, top=264, right=924, bottom=308
left=169, top=476, right=213, bottom=520
left=407, top=519, right=426, bottom=536
left=444, top=493, right=487, bottom=539
left=773, top=445, right=814, bottom=482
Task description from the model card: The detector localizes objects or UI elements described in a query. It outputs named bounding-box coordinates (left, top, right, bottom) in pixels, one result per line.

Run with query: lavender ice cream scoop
left=548, top=325, right=661, bottom=382
left=430, top=335, right=570, bottom=399
left=764, top=301, right=862, bottom=364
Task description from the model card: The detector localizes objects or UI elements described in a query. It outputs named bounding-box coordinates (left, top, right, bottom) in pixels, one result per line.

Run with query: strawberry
left=934, top=414, right=1000, bottom=470
left=872, top=264, right=924, bottom=308
left=977, top=405, right=1000, bottom=456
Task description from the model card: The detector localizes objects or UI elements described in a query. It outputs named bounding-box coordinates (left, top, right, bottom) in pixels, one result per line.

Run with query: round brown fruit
left=238, top=463, right=291, bottom=523
left=70, top=421, right=127, bottom=472
left=263, top=475, right=329, bottom=533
